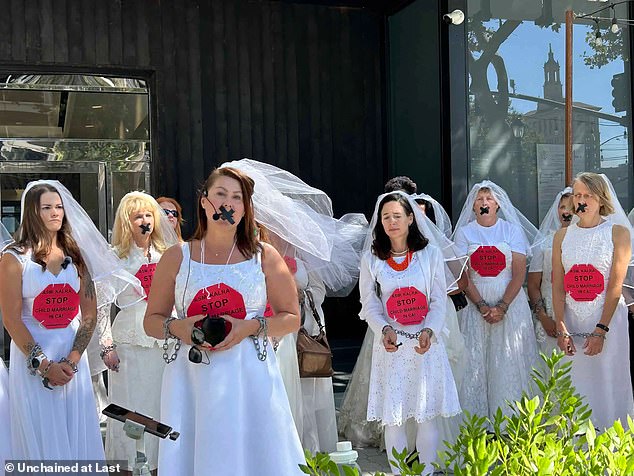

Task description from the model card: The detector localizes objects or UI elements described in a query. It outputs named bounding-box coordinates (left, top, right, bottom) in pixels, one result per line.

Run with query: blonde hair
left=112, top=191, right=170, bottom=258
left=574, top=172, right=615, bottom=216
left=473, top=186, right=500, bottom=212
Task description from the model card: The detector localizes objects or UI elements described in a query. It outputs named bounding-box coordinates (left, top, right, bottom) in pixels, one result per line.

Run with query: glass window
left=467, top=0, right=632, bottom=224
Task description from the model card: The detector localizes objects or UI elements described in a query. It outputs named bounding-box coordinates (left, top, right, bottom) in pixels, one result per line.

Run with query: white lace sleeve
left=423, top=246, right=448, bottom=337
left=95, top=284, right=114, bottom=346
left=359, top=252, right=390, bottom=335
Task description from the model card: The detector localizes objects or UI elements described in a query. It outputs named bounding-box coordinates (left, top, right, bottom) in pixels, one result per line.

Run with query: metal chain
left=162, top=338, right=182, bottom=364
left=162, top=316, right=182, bottom=364
left=250, top=316, right=268, bottom=361
left=393, top=328, right=422, bottom=340
left=556, top=331, right=606, bottom=340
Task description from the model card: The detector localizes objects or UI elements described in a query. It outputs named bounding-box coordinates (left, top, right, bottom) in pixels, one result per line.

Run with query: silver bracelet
left=27, top=344, right=44, bottom=376
left=163, top=316, right=179, bottom=340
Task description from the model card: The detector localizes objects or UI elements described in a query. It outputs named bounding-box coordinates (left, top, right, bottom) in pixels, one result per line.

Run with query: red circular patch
left=386, top=286, right=428, bottom=326
left=134, top=263, right=157, bottom=301
left=470, top=246, right=506, bottom=277
left=32, top=284, right=80, bottom=329
left=284, top=256, right=297, bottom=275
left=187, top=283, right=247, bottom=319
left=263, top=302, right=274, bottom=317
left=564, top=264, right=605, bottom=302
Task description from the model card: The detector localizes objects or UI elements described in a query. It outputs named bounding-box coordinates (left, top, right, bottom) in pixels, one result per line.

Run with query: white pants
left=384, top=418, right=439, bottom=476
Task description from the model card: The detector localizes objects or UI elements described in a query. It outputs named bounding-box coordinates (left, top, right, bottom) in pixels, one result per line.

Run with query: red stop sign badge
left=135, top=263, right=157, bottom=301
left=386, top=287, right=428, bottom=326
left=470, top=246, right=506, bottom=277
left=32, top=284, right=80, bottom=329
left=187, top=283, right=247, bottom=319
left=564, top=264, right=605, bottom=302
left=284, top=256, right=297, bottom=275
left=263, top=302, right=274, bottom=317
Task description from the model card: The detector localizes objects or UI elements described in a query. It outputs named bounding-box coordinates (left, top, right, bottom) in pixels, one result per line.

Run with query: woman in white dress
left=360, top=192, right=461, bottom=475
left=222, top=158, right=366, bottom=454
left=452, top=180, right=538, bottom=421
left=144, top=166, right=305, bottom=476
left=553, top=172, right=634, bottom=430
left=0, top=180, right=140, bottom=461
left=528, top=188, right=574, bottom=355
left=0, top=219, right=12, bottom=464
left=338, top=187, right=466, bottom=450
left=105, top=192, right=178, bottom=474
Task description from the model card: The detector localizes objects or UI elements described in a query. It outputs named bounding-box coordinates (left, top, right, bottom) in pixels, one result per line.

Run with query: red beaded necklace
left=387, top=250, right=413, bottom=272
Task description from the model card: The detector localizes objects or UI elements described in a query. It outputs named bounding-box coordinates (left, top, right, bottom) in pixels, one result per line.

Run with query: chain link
left=162, top=316, right=182, bottom=364
left=393, top=328, right=423, bottom=340
left=556, top=331, right=606, bottom=340
left=250, top=316, right=268, bottom=361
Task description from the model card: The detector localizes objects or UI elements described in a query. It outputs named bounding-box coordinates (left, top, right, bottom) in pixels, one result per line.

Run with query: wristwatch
left=31, top=353, right=46, bottom=370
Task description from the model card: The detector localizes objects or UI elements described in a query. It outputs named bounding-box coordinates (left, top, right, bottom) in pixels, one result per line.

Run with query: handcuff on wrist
left=475, top=299, right=488, bottom=313
left=58, top=357, right=78, bottom=373
left=496, top=300, right=509, bottom=314
left=99, top=343, right=117, bottom=359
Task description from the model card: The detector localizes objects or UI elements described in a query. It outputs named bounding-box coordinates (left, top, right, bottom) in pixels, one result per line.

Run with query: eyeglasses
left=163, top=209, right=179, bottom=218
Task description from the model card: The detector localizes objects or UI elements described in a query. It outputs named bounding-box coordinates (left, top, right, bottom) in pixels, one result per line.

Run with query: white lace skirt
left=458, top=282, right=538, bottom=419
left=367, top=330, right=460, bottom=426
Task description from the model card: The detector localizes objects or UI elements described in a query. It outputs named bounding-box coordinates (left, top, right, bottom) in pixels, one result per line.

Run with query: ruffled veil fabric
left=221, top=159, right=368, bottom=297
left=411, top=193, right=453, bottom=239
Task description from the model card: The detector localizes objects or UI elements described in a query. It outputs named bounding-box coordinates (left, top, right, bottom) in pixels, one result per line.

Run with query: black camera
left=188, top=316, right=232, bottom=363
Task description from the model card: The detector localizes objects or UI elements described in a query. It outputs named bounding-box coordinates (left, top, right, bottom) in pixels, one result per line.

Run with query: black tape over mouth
left=140, top=223, right=152, bottom=234
left=576, top=203, right=587, bottom=213
left=562, top=213, right=573, bottom=222
left=479, top=206, right=490, bottom=215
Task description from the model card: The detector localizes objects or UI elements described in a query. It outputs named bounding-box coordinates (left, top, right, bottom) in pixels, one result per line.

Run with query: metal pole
left=565, top=9, right=574, bottom=185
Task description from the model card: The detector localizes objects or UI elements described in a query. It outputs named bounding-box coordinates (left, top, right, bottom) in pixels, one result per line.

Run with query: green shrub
left=302, top=352, right=634, bottom=475
left=438, top=351, right=634, bottom=475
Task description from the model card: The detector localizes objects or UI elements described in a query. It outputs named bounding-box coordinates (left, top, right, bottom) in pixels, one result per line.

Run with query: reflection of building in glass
left=523, top=45, right=601, bottom=172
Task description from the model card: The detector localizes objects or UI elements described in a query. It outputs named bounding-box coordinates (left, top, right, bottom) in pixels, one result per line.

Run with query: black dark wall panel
left=0, top=0, right=385, bottom=222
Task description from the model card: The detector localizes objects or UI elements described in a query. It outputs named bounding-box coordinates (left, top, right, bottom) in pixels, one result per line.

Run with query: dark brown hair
left=11, top=184, right=86, bottom=275
left=156, top=196, right=184, bottom=240
left=192, top=167, right=261, bottom=259
left=371, top=194, right=428, bottom=260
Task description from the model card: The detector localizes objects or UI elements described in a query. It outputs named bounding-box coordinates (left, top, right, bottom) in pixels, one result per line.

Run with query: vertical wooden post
left=565, top=9, right=574, bottom=185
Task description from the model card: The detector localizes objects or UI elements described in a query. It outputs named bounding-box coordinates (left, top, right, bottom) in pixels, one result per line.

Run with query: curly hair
left=112, top=192, right=172, bottom=259
left=384, top=176, right=417, bottom=195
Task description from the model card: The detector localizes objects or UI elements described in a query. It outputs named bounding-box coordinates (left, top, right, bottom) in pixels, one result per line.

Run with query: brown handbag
left=296, top=288, right=334, bottom=378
